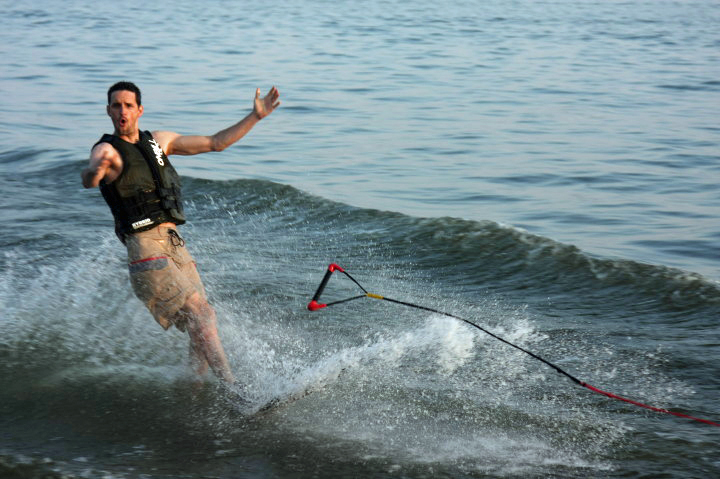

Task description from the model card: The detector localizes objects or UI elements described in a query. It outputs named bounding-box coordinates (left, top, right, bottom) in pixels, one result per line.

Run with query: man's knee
left=182, top=292, right=213, bottom=317
left=181, top=293, right=217, bottom=332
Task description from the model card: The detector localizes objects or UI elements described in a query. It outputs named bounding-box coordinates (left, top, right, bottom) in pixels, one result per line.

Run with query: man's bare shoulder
left=92, top=140, right=115, bottom=153
left=91, top=140, right=121, bottom=161
left=149, top=130, right=179, bottom=153
left=151, top=130, right=214, bottom=156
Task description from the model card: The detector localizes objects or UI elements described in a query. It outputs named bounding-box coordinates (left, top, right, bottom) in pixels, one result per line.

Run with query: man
left=82, top=81, right=280, bottom=384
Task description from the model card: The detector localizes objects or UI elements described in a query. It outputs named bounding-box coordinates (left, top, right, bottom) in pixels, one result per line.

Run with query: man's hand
left=253, top=86, right=280, bottom=120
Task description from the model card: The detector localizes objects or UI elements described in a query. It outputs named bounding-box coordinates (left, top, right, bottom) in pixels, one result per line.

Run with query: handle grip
left=307, top=263, right=345, bottom=310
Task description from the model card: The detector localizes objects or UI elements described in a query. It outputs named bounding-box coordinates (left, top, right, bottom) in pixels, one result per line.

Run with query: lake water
left=1, top=0, right=719, bottom=477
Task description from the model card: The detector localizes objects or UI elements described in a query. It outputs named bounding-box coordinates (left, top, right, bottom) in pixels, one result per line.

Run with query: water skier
left=82, top=81, right=280, bottom=384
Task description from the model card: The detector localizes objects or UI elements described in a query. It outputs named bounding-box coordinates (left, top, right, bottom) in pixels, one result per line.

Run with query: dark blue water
left=1, top=1, right=719, bottom=477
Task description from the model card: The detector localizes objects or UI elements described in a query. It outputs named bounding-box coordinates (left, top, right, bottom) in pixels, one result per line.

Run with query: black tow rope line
left=306, top=263, right=720, bottom=428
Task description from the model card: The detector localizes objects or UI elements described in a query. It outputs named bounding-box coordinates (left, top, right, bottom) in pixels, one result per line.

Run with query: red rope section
left=582, top=382, right=720, bottom=427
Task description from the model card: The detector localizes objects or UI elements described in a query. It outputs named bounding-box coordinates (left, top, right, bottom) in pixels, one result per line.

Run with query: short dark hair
left=107, top=81, right=142, bottom=106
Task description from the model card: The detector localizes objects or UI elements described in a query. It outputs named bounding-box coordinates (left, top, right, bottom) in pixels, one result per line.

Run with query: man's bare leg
left=189, top=340, right=210, bottom=377
left=179, top=293, right=235, bottom=383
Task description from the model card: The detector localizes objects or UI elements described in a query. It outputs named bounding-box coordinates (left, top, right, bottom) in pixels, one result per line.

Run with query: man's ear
left=106, top=104, right=111, bottom=117
left=138, top=105, right=144, bottom=117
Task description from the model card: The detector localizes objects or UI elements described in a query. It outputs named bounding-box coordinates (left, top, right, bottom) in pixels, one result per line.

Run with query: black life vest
left=97, top=130, right=186, bottom=239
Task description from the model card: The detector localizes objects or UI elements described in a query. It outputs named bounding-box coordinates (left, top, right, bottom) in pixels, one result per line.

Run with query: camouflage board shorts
left=125, top=225, right=206, bottom=331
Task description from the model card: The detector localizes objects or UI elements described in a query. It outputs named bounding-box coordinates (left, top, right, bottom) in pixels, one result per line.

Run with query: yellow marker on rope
left=367, top=293, right=384, bottom=300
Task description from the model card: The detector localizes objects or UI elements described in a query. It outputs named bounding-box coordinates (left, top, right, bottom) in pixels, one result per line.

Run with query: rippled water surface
left=1, top=0, right=719, bottom=478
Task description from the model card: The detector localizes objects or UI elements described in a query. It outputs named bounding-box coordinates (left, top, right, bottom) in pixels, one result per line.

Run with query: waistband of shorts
left=124, top=224, right=183, bottom=250
left=125, top=223, right=179, bottom=238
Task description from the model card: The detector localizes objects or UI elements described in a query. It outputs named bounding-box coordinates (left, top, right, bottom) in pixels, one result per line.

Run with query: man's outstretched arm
left=81, top=142, right=123, bottom=188
left=154, top=86, right=280, bottom=156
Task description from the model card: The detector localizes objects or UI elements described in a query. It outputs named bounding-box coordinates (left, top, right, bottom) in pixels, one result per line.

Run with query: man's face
left=107, top=90, right=143, bottom=138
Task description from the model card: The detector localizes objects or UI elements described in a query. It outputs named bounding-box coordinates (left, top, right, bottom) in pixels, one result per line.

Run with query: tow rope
left=307, top=263, right=720, bottom=427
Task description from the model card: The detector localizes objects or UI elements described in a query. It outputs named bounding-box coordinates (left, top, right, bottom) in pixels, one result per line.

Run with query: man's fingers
left=268, top=87, right=280, bottom=110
